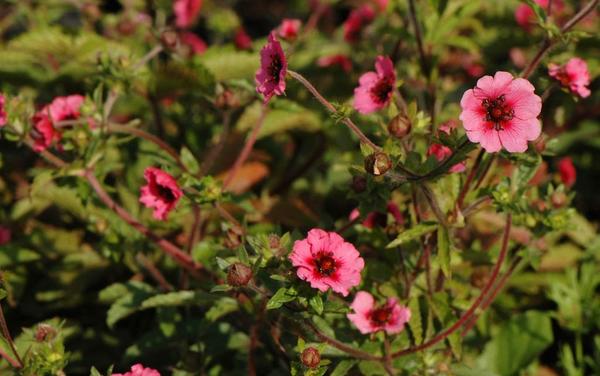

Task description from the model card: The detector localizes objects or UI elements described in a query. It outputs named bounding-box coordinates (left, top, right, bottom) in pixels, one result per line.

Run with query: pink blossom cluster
left=31, top=94, right=86, bottom=152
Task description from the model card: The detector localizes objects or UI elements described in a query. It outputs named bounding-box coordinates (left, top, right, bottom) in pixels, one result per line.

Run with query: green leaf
left=309, top=295, right=324, bottom=315
left=512, top=153, right=541, bottom=192
left=408, top=298, right=423, bottom=345
left=477, top=311, right=553, bottom=376
left=437, top=227, right=451, bottom=277
left=104, top=282, right=155, bottom=328
left=330, top=360, right=357, bottom=376
left=140, top=291, right=214, bottom=309
left=210, top=284, right=233, bottom=293
left=386, top=222, right=437, bottom=248
left=180, top=147, right=200, bottom=175
left=0, top=246, right=40, bottom=267
left=266, top=287, right=297, bottom=310
left=205, top=297, right=239, bottom=322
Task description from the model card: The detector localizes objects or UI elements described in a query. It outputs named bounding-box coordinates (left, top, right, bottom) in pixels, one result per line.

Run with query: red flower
left=179, top=31, right=207, bottom=55
left=255, top=33, right=287, bottom=102
left=277, top=18, right=302, bottom=40
left=139, top=167, right=183, bottom=221
left=31, top=95, right=85, bottom=152
left=557, top=157, right=576, bottom=187
left=343, top=5, right=375, bottom=43
left=173, top=0, right=202, bottom=28
left=0, top=94, right=6, bottom=127
left=234, top=27, right=252, bottom=50
left=317, top=54, right=352, bottom=73
left=515, top=0, right=564, bottom=31
left=427, top=144, right=466, bottom=173
left=0, top=226, right=11, bottom=245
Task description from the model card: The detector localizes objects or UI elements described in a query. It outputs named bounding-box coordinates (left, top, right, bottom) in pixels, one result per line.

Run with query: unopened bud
left=35, top=324, right=57, bottom=342
left=351, top=175, right=367, bottom=193
left=301, top=347, right=321, bottom=369
left=227, top=263, right=253, bottom=287
left=387, top=114, right=411, bottom=138
left=470, top=266, right=490, bottom=289
left=551, top=191, right=567, bottom=208
left=364, top=152, right=392, bottom=176
left=268, top=234, right=280, bottom=249
left=160, top=30, right=179, bottom=50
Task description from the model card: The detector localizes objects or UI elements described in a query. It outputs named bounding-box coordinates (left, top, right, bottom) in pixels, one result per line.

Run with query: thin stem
left=0, top=347, right=20, bottom=369
left=136, top=253, right=175, bottom=292
left=288, top=70, right=381, bottom=151
left=391, top=213, right=512, bottom=358
left=521, top=0, right=599, bottom=79
left=133, top=45, right=163, bottom=71
left=383, top=337, right=395, bottom=375
left=224, top=103, right=269, bottom=189
left=200, top=110, right=232, bottom=176
left=0, top=304, right=22, bottom=368
left=304, top=320, right=382, bottom=361
left=456, top=148, right=484, bottom=211
left=462, top=196, right=492, bottom=218
left=407, top=0, right=429, bottom=75
left=421, top=184, right=448, bottom=227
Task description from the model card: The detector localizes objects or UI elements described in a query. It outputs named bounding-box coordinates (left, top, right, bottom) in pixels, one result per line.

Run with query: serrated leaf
left=408, top=298, right=423, bottom=344
left=0, top=246, right=40, bottom=267
left=266, top=287, right=297, bottom=310
left=330, top=360, right=357, bottom=376
left=387, top=222, right=437, bottom=248
left=447, top=331, right=462, bottom=359
left=211, top=284, right=233, bottom=293
left=180, top=147, right=200, bottom=174
left=437, top=226, right=451, bottom=277
left=105, top=282, right=155, bottom=328
left=216, top=257, right=231, bottom=270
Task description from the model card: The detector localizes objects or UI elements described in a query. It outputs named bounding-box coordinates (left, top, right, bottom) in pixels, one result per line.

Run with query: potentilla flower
left=234, top=27, right=253, bottom=50
left=0, top=94, right=6, bottom=127
left=343, top=5, right=375, bottom=43
left=289, top=228, right=364, bottom=296
left=31, top=94, right=85, bottom=152
left=0, top=226, right=11, bottom=245
left=173, top=0, right=202, bottom=28
left=255, top=32, right=287, bottom=102
left=349, top=202, right=404, bottom=229
left=557, top=157, right=576, bottom=187
left=548, top=58, right=591, bottom=98
left=317, top=54, right=352, bottom=73
left=113, top=364, right=160, bottom=376
left=515, top=0, right=564, bottom=31
left=139, top=167, right=183, bottom=221
left=347, top=291, right=411, bottom=335
left=278, top=18, right=302, bottom=40
left=459, top=71, right=542, bottom=153
left=427, top=144, right=466, bottom=173
left=179, top=31, right=207, bottom=55
left=354, top=55, right=396, bottom=114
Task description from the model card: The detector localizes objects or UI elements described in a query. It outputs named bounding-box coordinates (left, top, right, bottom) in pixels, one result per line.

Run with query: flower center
left=482, top=94, right=514, bottom=130
left=156, top=184, right=176, bottom=202
left=553, top=69, right=571, bottom=87
left=269, top=54, right=283, bottom=82
left=370, top=79, right=393, bottom=104
left=314, top=252, right=337, bottom=276
left=370, top=305, right=392, bottom=326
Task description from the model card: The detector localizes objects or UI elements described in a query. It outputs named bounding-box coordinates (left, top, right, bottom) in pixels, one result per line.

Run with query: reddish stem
left=456, top=148, right=484, bottom=211
left=0, top=305, right=22, bottom=368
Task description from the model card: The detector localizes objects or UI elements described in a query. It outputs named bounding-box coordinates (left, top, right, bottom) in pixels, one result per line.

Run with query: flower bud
left=268, top=234, right=280, bottom=249
left=160, top=30, right=179, bottom=50
left=364, top=152, right=392, bottom=176
left=35, top=324, right=57, bottom=342
left=387, top=114, right=411, bottom=138
left=351, top=175, right=367, bottom=193
left=301, top=347, right=321, bottom=369
left=470, top=266, right=490, bottom=289
left=227, top=263, right=253, bottom=287
left=551, top=191, right=567, bottom=208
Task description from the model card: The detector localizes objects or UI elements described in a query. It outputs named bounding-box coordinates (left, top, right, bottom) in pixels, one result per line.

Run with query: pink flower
left=113, top=364, right=160, bottom=376
left=354, top=56, right=396, bottom=114
left=234, top=28, right=252, bottom=50
left=317, top=54, right=352, bottom=73
left=173, top=0, right=202, bottom=28
left=427, top=144, right=466, bottom=173
left=255, top=32, right=287, bottom=102
left=0, top=94, right=6, bottom=127
left=278, top=19, right=302, bottom=40
left=557, top=157, right=576, bottom=187
left=459, top=71, right=542, bottom=153
left=31, top=95, right=85, bottom=152
left=139, top=167, right=183, bottom=221
left=349, top=202, right=404, bottom=229
left=289, top=229, right=364, bottom=296
left=343, top=5, right=375, bottom=43
left=548, top=58, right=591, bottom=98
left=515, top=0, right=564, bottom=31
left=179, top=31, right=207, bottom=55
left=0, top=226, right=11, bottom=245
left=347, top=291, right=411, bottom=335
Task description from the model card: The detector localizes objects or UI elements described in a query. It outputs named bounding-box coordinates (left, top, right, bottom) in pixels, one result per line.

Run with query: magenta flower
left=278, top=19, right=302, bottom=40
left=31, top=94, right=85, bottom=152
left=234, top=27, right=252, bottom=50
left=459, top=71, right=541, bottom=153
left=255, top=32, right=287, bottom=102
left=0, top=94, right=6, bottom=127
left=179, top=31, right=207, bottom=55
left=0, top=226, right=11, bottom=245
left=548, top=58, right=591, bottom=98
left=317, top=54, right=352, bottom=73
left=343, top=5, right=375, bottom=43
left=139, top=167, right=183, bottom=221
left=427, top=144, right=466, bottom=173
left=354, top=56, right=396, bottom=114
left=289, top=229, right=364, bottom=296
left=558, top=157, right=576, bottom=187
left=349, top=201, right=404, bottom=229
left=515, top=0, right=564, bottom=31
left=347, top=291, right=411, bottom=335
left=113, top=364, right=160, bottom=376
left=173, top=0, right=202, bottom=28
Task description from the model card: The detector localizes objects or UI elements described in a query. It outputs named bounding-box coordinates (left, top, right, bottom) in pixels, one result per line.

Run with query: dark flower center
left=314, top=252, right=337, bottom=276
left=370, top=79, right=394, bottom=104
left=482, top=94, right=514, bottom=130
left=370, top=305, right=392, bottom=326
left=553, top=69, right=571, bottom=87
left=269, top=54, right=283, bottom=82
left=156, top=184, right=176, bottom=202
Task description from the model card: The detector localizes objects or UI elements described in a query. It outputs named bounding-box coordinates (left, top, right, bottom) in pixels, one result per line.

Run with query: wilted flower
left=548, top=58, right=591, bottom=98
left=113, top=364, right=161, bottom=376
left=234, top=27, right=253, bottom=50
left=557, top=157, right=576, bottom=187
left=343, top=5, right=375, bottom=43
left=427, top=144, right=466, bottom=173
left=347, top=291, right=411, bottom=334
left=173, top=0, right=202, bottom=28
left=364, top=152, right=392, bottom=176
left=139, top=167, right=183, bottom=221
left=31, top=94, right=85, bottom=152
left=354, top=56, right=396, bottom=114
left=277, top=18, right=302, bottom=40
left=289, top=229, right=364, bottom=296
left=255, top=32, right=288, bottom=102
left=317, top=54, right=352, bottom=73
left=459, top=71, right=541, bottom=153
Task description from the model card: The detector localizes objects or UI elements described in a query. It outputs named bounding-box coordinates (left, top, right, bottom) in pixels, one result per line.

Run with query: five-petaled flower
left=558, top=157, right=576, bottom=187
left=255, top=32, right=288, bottom=102
left=112, top=363, right=161, bottom=376
left=31, top=95, right=85, bottom=152
left=173, top=0, right=202, bottom=28
left=548, top=58, right=591, bottom=98
left=347, top=291, right=411, bottom=334
left=278, top=19, right=302, bottom=40
left=289, top=229, right=364, bottom=296
left=354, top=55, right=396, bottom=114
left=139, top=167, right=183, bottom=221
left=460, top=71, right=541, bottom=153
